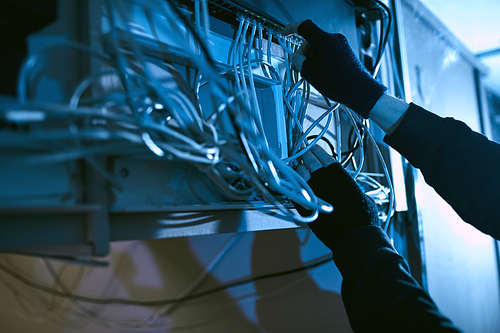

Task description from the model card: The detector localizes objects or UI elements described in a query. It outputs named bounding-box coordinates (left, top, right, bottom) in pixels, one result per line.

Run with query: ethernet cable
left=8, top=0, right=377, bottom=222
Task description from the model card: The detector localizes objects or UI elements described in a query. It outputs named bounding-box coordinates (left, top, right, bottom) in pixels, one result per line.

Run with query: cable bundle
left=5, top=0, right=395, bottom=224
left=7, top=0, right=340, bottom=222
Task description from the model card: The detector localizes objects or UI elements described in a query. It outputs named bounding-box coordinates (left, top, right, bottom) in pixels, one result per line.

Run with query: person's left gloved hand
left=295, top=145, right=381, bottom=252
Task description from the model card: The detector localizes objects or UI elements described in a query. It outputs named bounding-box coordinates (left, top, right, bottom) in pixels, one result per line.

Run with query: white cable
left=17, top=41, right=111, bottom=102
left=246, top=23, right=269, bottom=148
left=201, top=0, right=210, bottom=42
left=6, top=0, right=343, bottom=222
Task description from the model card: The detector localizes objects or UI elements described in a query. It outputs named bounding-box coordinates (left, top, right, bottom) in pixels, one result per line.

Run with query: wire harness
left=5, top=0, right=393, bottom=224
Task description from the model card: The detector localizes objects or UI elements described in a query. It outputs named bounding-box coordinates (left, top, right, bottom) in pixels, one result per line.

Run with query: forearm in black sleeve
left=384, top=103, right=500, bottom=239
left=333, top=226, right=462, bottom=333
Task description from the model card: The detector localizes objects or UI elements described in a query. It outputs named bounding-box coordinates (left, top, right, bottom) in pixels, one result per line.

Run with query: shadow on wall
left=111, top=228, right=353, bottom=332
left=0, top=229, right=352, bottom=332
left=251, top=228, right=352, bottom=332
left=112, top=237, right=261, bottom=332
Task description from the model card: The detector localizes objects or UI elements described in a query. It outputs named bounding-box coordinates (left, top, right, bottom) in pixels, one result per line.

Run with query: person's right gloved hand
left=282, top=19, right=387, bottom=118
left=295, top=145, right=381, bottom=252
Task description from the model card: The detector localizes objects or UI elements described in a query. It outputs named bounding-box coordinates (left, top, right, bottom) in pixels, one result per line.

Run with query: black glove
left=296, top=19, right=387, bottom=118
left=297, top=162, right=381, bottom=252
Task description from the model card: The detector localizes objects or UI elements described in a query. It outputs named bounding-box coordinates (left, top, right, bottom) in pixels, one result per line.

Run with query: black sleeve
left=333, top=226, right=462, bottom=333
left=302, top=166, right=461, bottom=331
left=384, top=103, right=500, bottom=240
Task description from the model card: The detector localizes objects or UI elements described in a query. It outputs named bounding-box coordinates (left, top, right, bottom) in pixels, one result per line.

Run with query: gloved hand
left=295, top=145, right=381, bottom=252
left=282, top=19, right=387, bottom=118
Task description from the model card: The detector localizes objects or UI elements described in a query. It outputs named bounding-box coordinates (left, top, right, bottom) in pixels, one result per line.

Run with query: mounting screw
left=119, top=168, right=129, bottom=178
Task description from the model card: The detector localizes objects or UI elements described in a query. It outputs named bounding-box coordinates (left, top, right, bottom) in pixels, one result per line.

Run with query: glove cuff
left=349, top=74, right=387, bottom=118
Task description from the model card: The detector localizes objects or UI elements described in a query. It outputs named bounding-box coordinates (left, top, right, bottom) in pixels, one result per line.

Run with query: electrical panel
left=0, top=0, right=394, bottom=258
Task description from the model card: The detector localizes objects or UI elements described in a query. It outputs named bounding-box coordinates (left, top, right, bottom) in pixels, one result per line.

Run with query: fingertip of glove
left=298, top=19, right=323, bottom=40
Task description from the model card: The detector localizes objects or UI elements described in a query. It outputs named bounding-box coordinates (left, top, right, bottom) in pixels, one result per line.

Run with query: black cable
left=307, top=135, right=336, bottom=158
left=341, top=124, right=366, bottom=165
left=373, top=0, right=392, bottom=74
left=319, top=94, right=365, bottom=166
left=360, top=7, right=384, bottom=69
left=0, top=254, right=333, bottom=307
left=374, top=7, right=385, bottom=71
left=359, top=1, right=392, bottom=75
